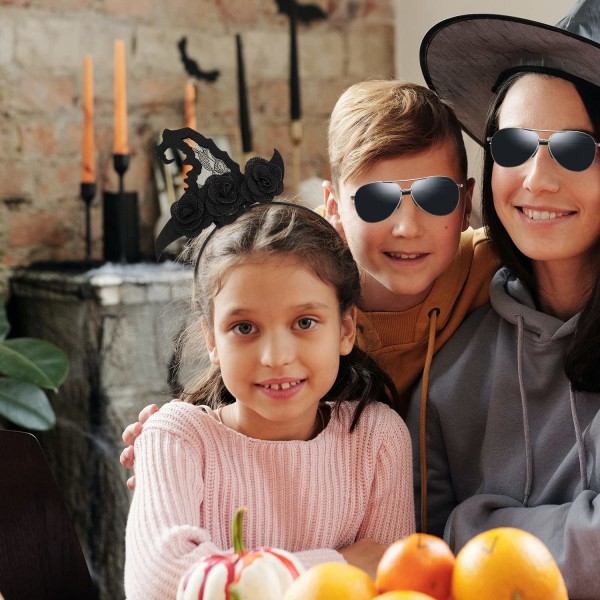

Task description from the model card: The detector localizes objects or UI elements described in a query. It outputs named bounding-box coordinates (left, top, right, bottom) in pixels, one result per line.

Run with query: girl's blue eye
left=233, top=322, right=254, bottom=335
left=297, top=317, right=316, bottom=330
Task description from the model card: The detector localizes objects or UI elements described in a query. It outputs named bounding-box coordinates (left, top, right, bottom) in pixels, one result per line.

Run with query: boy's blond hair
left=328, top=80, right=468, bottom=193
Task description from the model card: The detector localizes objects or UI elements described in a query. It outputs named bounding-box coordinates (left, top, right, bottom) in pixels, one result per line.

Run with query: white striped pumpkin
left=177, top=508, right=304, bottom=600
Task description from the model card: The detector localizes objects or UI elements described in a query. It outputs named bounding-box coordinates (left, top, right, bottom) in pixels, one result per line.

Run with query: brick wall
left=0, top=0, right=395, bottom=276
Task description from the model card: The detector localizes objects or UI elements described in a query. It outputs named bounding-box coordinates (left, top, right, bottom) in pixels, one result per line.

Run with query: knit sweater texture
left=124, top=400, right=414, bottom=599
left=357, top=227, right=497, bottom=413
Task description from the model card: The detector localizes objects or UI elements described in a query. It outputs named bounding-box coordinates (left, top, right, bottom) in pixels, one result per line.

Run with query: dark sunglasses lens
left=490, top=128, right=538, bottom=167
left=411, top=176, right=459, bottom=216
left=550, top=131, right=597, bottom=171
left=354, top=182, right=400, bottom=222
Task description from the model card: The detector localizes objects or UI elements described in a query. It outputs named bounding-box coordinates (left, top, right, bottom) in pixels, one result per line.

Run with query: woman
left=408, top=2, right=600, bottom=598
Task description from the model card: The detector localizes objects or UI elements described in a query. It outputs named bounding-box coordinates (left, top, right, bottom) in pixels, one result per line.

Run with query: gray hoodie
left=407, top=267, right=600, bottom=599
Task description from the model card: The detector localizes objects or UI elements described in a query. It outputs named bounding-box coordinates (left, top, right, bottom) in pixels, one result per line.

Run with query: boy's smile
left=327, top=141, right=473, bottom=312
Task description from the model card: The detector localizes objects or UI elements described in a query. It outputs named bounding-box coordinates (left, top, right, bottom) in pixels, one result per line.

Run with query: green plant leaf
left=0, top=304, right=9, bottom=341
left=0, top=378, right=56, bottom=430
left=0, top=338, right=69, bottom=390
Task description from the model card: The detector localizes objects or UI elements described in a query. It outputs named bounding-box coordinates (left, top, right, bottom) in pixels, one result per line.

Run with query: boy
left=324, top=80, right=495, bottom=413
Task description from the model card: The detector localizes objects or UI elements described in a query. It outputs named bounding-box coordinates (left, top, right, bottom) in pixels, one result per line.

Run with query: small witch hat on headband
left=155, top=127, right=284, bottom=258
left=420, top=0, right=600, bottom=145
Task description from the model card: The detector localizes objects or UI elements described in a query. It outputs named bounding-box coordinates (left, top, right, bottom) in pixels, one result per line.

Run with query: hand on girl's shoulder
left=136, top=400, right=211, bottom=442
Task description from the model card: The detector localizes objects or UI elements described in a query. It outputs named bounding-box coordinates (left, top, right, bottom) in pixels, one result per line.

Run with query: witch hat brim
left=421, top=8, right=600, bottom=145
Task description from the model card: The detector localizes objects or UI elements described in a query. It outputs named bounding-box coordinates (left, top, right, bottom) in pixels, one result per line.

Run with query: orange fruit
left=452, top=527, right=568, bottom=600
left=374, top=592, right=438, bottom=600
left=375, top=533, right=455, bottom=600
left=282, top=562, right=377, bottom=600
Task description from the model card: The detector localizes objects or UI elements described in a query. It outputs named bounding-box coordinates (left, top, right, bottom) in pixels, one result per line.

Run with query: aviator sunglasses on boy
left=488, top=127, right=600, bottom=172
left=351, top=176, right=464, bottom=223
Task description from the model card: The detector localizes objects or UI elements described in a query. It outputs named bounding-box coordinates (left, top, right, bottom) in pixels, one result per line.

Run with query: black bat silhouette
left=274, top=0, right=327, bottom=23
left=177, top=37, right=220, bottom=82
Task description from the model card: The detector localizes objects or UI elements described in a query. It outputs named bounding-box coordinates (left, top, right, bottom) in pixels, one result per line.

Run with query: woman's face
left=492, top=75, right=600, bottom=273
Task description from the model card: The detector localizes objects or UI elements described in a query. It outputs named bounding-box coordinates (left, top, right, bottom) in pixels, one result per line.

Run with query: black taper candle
left=236, top=34, right=253, bottom=154
left=113, top=153, right=129, bottom=264
left=289, top=2, right=301, bottom=121
left=80, top=182, right=96, bottom=266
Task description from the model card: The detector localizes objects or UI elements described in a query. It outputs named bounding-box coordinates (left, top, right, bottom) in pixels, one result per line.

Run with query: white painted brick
left=15, top=17, right=84, bottom=71
left=0, top=18, right=15, bottom=66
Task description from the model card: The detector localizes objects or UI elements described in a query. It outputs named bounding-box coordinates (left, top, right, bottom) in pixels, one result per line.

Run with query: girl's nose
left=260, top=332, right=294, bottom=367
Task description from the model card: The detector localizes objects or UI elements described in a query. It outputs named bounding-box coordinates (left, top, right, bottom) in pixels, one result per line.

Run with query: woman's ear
left=339, top=306, right=357, bottom=356
left=201, top=317, right=219, bottom=365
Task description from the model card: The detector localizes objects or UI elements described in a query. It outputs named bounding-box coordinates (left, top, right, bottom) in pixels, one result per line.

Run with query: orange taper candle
left=81, top=55, right=95, bottom=183
left=184, top=80, right=197, bottom=130
left=113, top=40, right=129, bottom=155
left=183, top=81, right=197, bottom=188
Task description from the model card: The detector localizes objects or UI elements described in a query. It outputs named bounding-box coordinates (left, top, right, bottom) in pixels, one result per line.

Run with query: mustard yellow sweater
left=357, top=228, right=498, bottom=415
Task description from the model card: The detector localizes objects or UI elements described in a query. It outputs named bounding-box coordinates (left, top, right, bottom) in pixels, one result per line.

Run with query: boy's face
left=325, top=142, right=473, bottom=311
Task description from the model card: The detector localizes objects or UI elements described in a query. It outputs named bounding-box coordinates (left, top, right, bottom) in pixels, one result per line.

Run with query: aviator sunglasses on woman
left=488, top=127, right=600, bottom=172
left=352, top=175, right=464, bottom=223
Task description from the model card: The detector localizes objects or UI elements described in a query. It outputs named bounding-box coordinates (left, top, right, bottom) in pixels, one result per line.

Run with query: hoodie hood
left=490, top=267, right=579, bottom=341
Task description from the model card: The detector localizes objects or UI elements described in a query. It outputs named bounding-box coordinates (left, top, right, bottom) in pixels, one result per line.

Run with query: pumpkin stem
left=232, top=507, right=247, bottom=554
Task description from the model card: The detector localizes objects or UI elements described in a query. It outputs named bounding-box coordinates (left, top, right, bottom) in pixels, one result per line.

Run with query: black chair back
left=0, top=430, right=95, bottom=599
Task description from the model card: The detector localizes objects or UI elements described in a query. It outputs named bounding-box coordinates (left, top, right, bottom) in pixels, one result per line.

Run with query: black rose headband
left=155, top=127, right=285, bottom=258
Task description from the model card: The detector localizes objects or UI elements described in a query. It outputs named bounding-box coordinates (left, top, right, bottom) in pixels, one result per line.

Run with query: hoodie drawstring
left=517, top=316, right=588, bottom=503
left=569, top=386, right=588, bottom=491
left=419, top=307, right=439, bottom=533
left=516, top=315, right=534, bottom=507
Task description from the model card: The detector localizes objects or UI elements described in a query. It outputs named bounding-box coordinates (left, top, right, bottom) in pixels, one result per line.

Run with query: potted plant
left=0, top=302, right=68, bottom=430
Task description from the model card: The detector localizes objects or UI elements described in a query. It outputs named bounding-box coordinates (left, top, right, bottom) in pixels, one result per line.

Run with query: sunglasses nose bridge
left=397, top=187, right=414, bottom=208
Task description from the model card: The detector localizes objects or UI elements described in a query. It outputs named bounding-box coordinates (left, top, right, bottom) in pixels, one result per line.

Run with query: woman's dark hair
left=177, top=202, right=400, bottom=430
left=481, top=72, right=600, bottom=392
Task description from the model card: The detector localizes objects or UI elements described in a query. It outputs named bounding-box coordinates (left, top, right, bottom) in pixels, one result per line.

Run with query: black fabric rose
left=204, top=172, right=245, bottom=227
left=240, top=156, right=284, bottom=204
left=170, top=189, right=213, bottom=237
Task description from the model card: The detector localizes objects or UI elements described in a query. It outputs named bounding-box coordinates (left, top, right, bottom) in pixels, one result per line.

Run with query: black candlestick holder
left=80, top=181, right=96, bottom=266
left=102, top=154, right=140, bottom=263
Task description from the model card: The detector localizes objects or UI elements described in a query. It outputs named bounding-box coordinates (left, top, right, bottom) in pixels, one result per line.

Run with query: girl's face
left=202, top=255, right=356, bottom=441
left=492, top=75, right=600, bottom=273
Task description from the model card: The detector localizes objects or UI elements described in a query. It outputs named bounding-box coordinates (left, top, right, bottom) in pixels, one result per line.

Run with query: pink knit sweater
left=124, top=401, right=414, bottom=599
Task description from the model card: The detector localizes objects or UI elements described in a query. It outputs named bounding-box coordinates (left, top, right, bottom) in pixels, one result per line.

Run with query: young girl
left=124, top=136, right=414, bottom=598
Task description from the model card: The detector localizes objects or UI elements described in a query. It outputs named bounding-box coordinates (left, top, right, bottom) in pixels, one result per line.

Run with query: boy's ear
left=461, top=177, right=475, bottom=231
left=201, top=317, right=219, bottom=365
left=323, top=180, right=345, bottom=237
left=339, top=306, right=357, bottom=356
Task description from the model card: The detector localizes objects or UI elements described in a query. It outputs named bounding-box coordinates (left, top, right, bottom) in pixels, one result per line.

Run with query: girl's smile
left=255, top=378, right=306, bottom=400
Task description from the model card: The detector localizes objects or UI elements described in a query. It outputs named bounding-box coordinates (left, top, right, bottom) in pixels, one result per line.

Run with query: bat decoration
left=155, top=128, right=284, bottom=258
left=177, top=37, right=220, bottom=82
left=274, top=0, right=328, bottom=23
